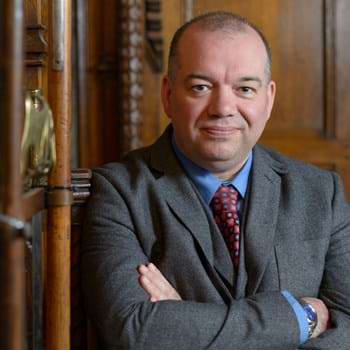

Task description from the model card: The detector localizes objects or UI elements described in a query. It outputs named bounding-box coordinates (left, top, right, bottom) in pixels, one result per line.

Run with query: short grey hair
left=167, top=11, right=272, bottom=81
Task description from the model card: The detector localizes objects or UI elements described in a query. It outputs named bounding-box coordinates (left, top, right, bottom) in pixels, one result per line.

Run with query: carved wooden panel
left=120, top=0, right=144, bottom=153
left=145, top=0, right=163, bottom=72
left=142, top=0, right=164, bottom=146
left=24, top=0, right=48, bottom=92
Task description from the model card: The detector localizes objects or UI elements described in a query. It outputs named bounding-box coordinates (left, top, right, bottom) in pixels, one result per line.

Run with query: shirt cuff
left=281, top=290, right=309, bottom=343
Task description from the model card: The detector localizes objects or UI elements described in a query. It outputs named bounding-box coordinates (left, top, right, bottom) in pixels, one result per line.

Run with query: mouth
left=201, top=126, right=242, bottom=137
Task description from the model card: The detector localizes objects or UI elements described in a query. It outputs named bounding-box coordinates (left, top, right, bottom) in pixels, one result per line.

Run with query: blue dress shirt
left=171, top=137, right=309, bottom=344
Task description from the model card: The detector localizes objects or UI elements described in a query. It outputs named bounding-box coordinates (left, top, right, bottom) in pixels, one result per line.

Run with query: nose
left=207, top=87, right=237, bottom=118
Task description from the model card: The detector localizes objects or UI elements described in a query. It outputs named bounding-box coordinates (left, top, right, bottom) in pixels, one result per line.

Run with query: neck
left=205, top=157, right=248, bottom=181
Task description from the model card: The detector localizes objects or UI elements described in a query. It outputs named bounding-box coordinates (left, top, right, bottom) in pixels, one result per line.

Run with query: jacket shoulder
left=92, top=145, right=153, bottom=184
left=256, top=144, right=333, bottom=180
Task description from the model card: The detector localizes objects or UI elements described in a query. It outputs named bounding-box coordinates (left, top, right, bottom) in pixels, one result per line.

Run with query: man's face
left=162, top=26, right=276, bottom=178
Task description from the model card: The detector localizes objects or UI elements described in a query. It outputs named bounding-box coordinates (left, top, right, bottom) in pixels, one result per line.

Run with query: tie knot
left=210, top=185, right=239, bottom=214
left=213, top=185, right=238, bottom=201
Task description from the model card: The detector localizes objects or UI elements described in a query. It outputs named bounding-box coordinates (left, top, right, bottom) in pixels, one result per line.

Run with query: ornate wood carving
left=145, top=0, right=163, bottom=72
left=120, top=0, right=144, bottom=153
left=24, top=2, right=48, bottom=90
left=25, top=16, right=48, bottom=67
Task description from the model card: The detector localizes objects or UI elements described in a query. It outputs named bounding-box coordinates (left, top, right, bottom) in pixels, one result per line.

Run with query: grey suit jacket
left=82, top=126, right=350, bottom=350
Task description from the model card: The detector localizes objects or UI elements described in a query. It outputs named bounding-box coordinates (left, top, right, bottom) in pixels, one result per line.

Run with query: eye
left=237, top=86, right=256, bottom=97
left=191, top=84, right=211, bottom=93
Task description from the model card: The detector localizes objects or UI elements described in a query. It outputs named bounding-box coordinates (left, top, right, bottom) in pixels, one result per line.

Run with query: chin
left=205, top=143, right=237, bottom=157
left=199, top=150, right=238, bottom=163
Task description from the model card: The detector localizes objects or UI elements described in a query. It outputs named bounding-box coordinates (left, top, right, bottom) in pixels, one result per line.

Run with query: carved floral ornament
left=121, top=0, right=144, bottom=153
left=120, top=0, right=164, bottom=153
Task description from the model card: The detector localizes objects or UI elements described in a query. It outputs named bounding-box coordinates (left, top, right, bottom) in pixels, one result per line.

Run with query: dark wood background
left=72, top=0, right=350, bottom=196
left=17, top=1, right=350, bottom=349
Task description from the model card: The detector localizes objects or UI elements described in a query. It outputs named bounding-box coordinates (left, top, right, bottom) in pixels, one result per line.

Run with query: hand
left=138, top=263, right=182, bottom=302
left=301, top=297, right=330, bottom=338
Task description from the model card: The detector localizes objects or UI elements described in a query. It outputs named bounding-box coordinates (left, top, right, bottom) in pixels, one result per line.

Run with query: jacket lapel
left=149, top=126, right=234, bottom=286
left=157, top=171, right=215, bottom=265
left=244, top=145, right=287, bottom=295
left=149, top=127, right=214, bottom=264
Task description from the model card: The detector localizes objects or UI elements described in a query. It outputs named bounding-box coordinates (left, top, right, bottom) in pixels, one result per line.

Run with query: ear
left=161, top=76, right=172, bottom=119
left=265, top=80, right=276, bottom=120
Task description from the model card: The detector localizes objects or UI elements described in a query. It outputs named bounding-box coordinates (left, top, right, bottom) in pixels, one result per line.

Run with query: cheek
left=240, top=100, right=270, bottom=126
left=175, top=100, right=206, bottom=124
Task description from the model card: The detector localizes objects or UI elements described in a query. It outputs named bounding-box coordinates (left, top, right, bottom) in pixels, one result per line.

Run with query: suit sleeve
left=81, top=170, right=302, bottom=350
left=298, top=172, right=350, bottom=350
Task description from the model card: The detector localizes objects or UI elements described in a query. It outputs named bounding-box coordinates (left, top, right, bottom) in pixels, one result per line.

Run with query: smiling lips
left=201, top=126, right=243, bottom=137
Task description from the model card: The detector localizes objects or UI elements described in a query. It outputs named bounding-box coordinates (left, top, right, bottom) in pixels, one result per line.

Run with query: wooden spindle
left=45, top=1, right=72, bottom=349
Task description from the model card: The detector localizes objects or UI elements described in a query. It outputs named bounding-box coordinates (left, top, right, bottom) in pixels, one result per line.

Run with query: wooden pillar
left=0, top=0, right=26, bottom=350
left=45, top=1, right=72, bottom=349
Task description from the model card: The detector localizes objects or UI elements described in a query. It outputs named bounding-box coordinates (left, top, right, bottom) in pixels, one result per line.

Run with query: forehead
left=176, top=27, right=268, bottom=79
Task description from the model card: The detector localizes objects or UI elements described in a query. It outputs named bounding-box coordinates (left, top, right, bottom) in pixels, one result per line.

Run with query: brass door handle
left=21, top=89, right=56, bottom=190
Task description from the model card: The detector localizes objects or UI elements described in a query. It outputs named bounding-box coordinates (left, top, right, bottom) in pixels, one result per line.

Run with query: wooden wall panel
left=336, top=0, right=350, bottom=142
left=158, top=0, right=185, bottom=132
left=82, top=0, right=145, bottom=166
left=334, top=0, right=350, bottom=196
left=193, top=0, right=324, bottom=133
left=83, top=0, right=104, bottom=168
left=142, top=61, right=161, bottom=146
left=80, top=0, right=350, bottom=194
left=152, top=0, right=350, bottom=197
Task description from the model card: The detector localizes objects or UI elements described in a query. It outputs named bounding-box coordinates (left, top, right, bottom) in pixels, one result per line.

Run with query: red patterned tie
left=210, top=185, right=241, bottom=268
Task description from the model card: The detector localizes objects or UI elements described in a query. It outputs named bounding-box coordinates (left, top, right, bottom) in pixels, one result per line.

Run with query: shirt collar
left=171, top=135, right=253, bottom=205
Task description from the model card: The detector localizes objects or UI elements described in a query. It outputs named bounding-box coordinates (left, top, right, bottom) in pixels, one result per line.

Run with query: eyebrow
left=185, top=74, right=263, bottom=87
left=238, top=76, right=263, bottom=87
left=185, top=73, right=214, bottom=83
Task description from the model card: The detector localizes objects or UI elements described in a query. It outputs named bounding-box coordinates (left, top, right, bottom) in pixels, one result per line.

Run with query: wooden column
left=45, top=1, right=72, bottom=349
left=0, top=1, right=26, bottom=350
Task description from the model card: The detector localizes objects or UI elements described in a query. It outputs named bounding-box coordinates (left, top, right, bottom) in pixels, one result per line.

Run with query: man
left=82, top=12, right=350, bottom=350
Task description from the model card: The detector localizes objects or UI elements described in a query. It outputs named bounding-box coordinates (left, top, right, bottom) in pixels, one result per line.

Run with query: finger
left=141, top=264, right=168, bottom=288
left=138, top=264, right=149, bottom=275
left=139, top=275, right=161, bottom=298
left=146, top=263, right=170, bottom=287
left=139, top=263, right=182, bottom=301
left=138, top=264, right=167, bottom=299
left=148, top=263, right=158, bottom=272
left=145, top=270, right=180, bottom=300
left=139, top=264, right=162, bottom=282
